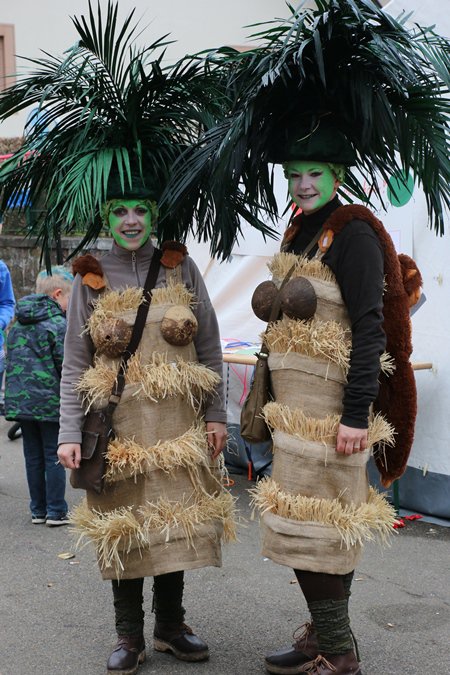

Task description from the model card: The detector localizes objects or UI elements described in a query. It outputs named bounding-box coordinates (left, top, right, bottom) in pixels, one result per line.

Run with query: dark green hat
left=267, top=115, right=356, bottom=166
left=105, top=157, right=159, bottom=202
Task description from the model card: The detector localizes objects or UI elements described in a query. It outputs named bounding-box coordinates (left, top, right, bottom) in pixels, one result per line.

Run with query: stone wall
left=0, top=234, right=112, bottom=300
left=0, top=205, right=112, bottom=300
left=0, top=137, right=23, bottom=155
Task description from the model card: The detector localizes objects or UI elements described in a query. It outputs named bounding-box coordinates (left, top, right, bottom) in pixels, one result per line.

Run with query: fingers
left=205, top=422, right=228, bottom=459
left=57, top=451, right=68, bottom=468
left=210, top=444, right=223, bottom=460
left=57, top=443, right=82, bottom=469
left=336, top=424, right=368, bottom=455
left=209, top=432, right=228, bottom=459
left=358, top=436, right=368, bottom=451
left=72, top=446, right=82, bottom=469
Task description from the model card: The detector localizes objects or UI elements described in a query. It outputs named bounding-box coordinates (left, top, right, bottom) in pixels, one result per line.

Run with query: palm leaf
left=162, top=0, right=449, bottom=240
left=0, top=0, right=230, bottom=259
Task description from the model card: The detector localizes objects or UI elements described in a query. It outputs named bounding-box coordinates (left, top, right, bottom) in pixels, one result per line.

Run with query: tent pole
left=393, top=479, right=400, bottom=514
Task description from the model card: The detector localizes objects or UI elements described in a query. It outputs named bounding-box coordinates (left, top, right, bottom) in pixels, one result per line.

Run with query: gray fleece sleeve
left=58, top=274, right=96, bottom=445
left=182, top=256, right=227, bottom=424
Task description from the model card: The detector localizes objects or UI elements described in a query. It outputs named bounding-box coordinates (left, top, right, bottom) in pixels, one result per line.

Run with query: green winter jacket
left=5, top=294, right=66, bottom=422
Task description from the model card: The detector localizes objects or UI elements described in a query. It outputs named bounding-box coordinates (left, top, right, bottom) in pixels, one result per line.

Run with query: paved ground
left=1, top=415, right=449, bottom=675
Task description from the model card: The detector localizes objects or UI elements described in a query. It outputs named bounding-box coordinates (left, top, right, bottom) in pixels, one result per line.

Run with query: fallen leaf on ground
left=58, top=552, right=75, bottom=560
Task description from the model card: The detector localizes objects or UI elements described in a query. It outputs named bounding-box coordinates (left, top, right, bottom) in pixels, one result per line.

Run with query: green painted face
left=107, top=199, right=153, bottom=251
left=284, top=161, right=338, bottom=214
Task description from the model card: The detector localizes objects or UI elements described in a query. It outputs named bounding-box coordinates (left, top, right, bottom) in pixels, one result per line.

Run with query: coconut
left=160, top=306, right=198, bottom=346
left=251, top=280, right=279, bottom=322
left=91, top=318, right=133, bottom=357
left=280, top=277, right=317, bottom=320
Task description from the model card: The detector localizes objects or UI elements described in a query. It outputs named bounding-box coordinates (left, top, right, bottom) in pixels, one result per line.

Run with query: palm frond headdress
left=0, top=1, right=229, bottom=258
left=161, top=0, right=450, bottom=249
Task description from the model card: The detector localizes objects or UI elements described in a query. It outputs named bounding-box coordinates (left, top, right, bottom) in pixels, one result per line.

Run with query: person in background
left=0, top=215, right=16, bottom=413
left=5, top=266, right=73, bottom=525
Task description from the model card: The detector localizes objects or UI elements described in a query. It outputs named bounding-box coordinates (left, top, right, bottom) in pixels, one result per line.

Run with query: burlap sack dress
left=252, top=254, right=396, bottom=575
left=70, top=257, right=235, bottom=580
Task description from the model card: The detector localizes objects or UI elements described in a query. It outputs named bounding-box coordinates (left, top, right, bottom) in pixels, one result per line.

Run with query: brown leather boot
left=106, top=634, right=146, bottom=675
left=153, top=621, right=209, bottom=662
left=298, top=651, right=362, bottom=674
left=265, top=622, right=319, bottom=674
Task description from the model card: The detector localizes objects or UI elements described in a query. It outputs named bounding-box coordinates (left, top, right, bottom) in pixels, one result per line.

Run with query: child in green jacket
left=5, top=266, right=73, bottom=525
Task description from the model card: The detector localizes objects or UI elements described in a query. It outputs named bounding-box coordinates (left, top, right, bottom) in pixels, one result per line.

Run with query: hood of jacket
left=15, top=294, right=64, bottom=325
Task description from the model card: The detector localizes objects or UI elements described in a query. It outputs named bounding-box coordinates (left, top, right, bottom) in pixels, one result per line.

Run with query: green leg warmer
left=342, top=571, right=354, bottom=607
left=308, top=598, right=354, bottom=655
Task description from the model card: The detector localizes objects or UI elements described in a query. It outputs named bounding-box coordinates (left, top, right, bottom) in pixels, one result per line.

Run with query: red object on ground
left=247, top=461, right=253, bottom=481
left=393, top=514, right=423, bottom=529
left=403, top=514, right=423, bottom=521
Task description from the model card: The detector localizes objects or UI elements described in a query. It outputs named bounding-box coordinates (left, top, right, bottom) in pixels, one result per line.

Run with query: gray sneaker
left=31, top=515, right=46, bottom=524
left=46, top=515, right=69, bottom=527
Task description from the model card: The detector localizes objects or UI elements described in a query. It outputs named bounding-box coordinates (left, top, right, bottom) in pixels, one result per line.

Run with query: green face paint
left=107, top=199, right=153, bottom=251
left=284, top=161, right=338, bottom=214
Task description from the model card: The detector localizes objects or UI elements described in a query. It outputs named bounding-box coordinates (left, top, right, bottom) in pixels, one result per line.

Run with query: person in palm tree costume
left=255, top=116, right=403, bottom=675
left=160, top=2, right=449, bottom=674
left=0, top=3, right=241, bottom=674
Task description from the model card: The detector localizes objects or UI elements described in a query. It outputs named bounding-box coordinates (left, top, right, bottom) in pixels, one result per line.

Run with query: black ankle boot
left=265, top=622, right=319, bottom=674
left=153, top=621, right=209, bottom=662
left=106, top=634, right=146, bottom=675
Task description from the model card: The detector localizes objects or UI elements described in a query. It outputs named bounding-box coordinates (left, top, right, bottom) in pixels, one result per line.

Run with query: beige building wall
left=0, top=0, right=301, bottom=137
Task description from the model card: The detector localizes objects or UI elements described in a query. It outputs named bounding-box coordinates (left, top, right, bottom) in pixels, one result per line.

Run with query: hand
left=206, top=422, right=228, bottom=460
left=57, top=443, right=82, bottom=469
left=336, top=424, right=368, bottom=455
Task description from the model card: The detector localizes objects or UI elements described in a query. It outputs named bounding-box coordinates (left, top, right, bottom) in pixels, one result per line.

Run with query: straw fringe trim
left=263, top=402, right=395, bottom=448
left=265, top=317, right=351, bottom=370
left=265, top=318, right=394, bottom=376
left=70, top=501, right=144, bottom=574
left=251, top=478, right=397, bottom=549
left=105, top=423, right=209, bottom=482
left=104, top=424, right=226, bottom=492
left=151, top=283, right=195, bottom=307
left=77, top=353, right=220, bottom=410
left=69, top=491, right=236, bottom=575
left=139, top=491, right=237, bottom=549
left=268, top=253, right=336, bottom=284
left=380, top=351, right=396, bottom=376
left=85, top=283, right=194, bottom=335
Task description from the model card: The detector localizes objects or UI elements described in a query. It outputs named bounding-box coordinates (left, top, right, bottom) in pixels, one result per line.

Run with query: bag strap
left=107, top=248, right=163, bottom=411
left=302, top=226, right=324, bottom=257
left=260, top=227, right=324, bottom=354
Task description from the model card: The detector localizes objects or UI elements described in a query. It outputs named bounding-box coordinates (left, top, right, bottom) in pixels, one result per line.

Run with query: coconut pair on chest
left=252, top=276, right=317, bottom=322
left=251, top=254, right=349, bottom=328
left=88, top=284, right=198, bottom=359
